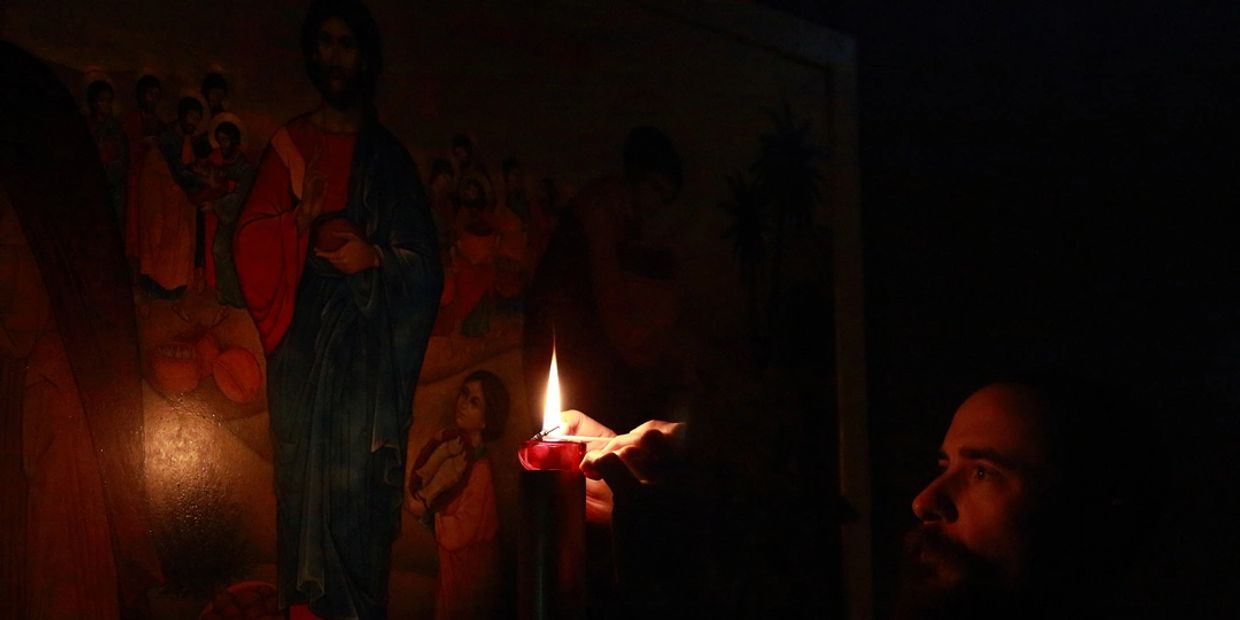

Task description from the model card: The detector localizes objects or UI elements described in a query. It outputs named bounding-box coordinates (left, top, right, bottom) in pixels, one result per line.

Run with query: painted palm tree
left=752, top=102, right=825, bottom=343
left=720, top=170, right=769, bottom=349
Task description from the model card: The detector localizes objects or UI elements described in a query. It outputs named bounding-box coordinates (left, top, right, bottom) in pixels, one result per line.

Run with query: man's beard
left=892, top=526, right=1029, bottom=620
left=311, top=63, right=365, bottom=110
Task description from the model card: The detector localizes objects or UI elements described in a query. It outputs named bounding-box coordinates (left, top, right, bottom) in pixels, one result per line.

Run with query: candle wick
left=533, top=425, right=561, bottom=441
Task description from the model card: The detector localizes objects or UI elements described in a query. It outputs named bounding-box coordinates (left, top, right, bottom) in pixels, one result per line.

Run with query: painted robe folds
left=235, top=114, right=441, bottom=619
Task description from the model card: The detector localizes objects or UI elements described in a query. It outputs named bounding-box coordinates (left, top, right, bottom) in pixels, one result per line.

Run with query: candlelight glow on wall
left=542, top=348, right=561, bottom=436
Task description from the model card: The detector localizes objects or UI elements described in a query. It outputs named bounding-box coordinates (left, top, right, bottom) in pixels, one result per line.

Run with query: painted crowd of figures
left=84, top=71, right=568, bottom=345
left=78, top=66, right=571, bottom=619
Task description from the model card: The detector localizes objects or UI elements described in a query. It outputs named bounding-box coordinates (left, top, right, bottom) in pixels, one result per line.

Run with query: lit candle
left=518, top=348, right=587, bottom=619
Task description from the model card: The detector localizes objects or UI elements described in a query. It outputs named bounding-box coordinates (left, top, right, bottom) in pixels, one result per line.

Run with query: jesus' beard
left=311, top=63, right=365, bottom=111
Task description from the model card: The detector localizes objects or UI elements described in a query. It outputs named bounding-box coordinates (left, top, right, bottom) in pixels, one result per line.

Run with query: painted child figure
left=192, top=114, right=253, bottom=307
left=408, top=370, right=510, bottom=619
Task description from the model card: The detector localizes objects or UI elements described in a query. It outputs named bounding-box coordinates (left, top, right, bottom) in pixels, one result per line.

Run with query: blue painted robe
left=236, top=115, right=441, bottom=619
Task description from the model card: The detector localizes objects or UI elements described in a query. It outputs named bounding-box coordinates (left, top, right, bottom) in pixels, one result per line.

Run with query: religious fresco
left=1, top=1, right=854, bottom=618
left=416, top=132, right=572, bottom=385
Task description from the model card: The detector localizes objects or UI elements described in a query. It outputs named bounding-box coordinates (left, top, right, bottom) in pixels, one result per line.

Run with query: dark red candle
left=518, top=438, right=587, bottom=620
left=519, top=438, right=587, bottom=471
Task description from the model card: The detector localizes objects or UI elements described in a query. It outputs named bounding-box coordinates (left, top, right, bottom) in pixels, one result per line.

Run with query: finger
left=580, top=442, right=618, bottom=479
left=625, top=430, right=676, bottom=483
left=333, top=230, right=362, bottom=241
left=630, top=419, right=684, bottom=439
left=561, top=409, right=616, bottom=439
left=636, top=428, right=675, bottom=460
left=584, top=477, right=614, bottom=525
left=559, top=409, right=584, bottom=435
left=581, top=434, right=642, bottom=475
left=590, top=451, right=642, bottom=500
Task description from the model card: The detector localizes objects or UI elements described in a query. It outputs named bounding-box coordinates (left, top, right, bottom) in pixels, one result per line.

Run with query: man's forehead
left=941, top=384, right=1052, bottom=465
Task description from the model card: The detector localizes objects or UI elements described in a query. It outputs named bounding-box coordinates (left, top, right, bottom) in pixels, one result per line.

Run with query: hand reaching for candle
left=559, top=410, right=687, bottom=524
left=565, top=411, right=693, bottom=613
left=580, top=419, right=686, bottom=489
left=559, top=409, right=618, bottom=524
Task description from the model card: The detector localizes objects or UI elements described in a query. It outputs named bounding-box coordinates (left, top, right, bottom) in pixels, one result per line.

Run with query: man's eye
left=974, top=466, right=990, bottom=480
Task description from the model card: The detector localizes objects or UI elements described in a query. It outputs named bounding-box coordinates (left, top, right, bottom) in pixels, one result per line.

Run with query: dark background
left=763, top=1, right=1240, bottom=617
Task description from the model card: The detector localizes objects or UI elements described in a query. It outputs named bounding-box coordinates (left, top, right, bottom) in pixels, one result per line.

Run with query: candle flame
left=542, top=348, right=561, bottom=436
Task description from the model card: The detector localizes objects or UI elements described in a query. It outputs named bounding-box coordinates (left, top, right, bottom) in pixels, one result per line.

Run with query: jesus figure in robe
left=233, top=2, right=442, bottom=618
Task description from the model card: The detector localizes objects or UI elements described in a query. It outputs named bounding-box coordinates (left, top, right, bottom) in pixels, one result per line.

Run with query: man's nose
left=911, top=475, right=957, bottom=523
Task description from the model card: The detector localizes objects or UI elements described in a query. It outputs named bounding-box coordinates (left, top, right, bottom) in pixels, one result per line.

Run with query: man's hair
left=451, top=133, right=473, bottom=151
left=86, top=80, right=113, bottom=108
left=214, top=122, right=241, bottom=146
left=464, top=370, right=509, bottom=442
left=177, top=96, right=203, bottom=120
left=135, top=74, right=161, bottom=101
left=623, top=125, right=682, bottom=193
left=201, top=72, right=228, bottom=98
left=981, top=370, right=1150, bottom=600
left=984, top=371, right=1145, bottom=503
left=301, top=0, right=383, bottom=103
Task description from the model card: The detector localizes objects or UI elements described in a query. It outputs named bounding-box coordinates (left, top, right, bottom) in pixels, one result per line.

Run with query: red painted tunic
left=434, top=457, right=500, bottom=619
left=122, top=109, right=161, bottom=258
left=234, top=118, right=356, bottom=352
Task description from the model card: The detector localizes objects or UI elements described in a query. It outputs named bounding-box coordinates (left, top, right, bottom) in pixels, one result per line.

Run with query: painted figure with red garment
left=84, top=79, right=128, bottom=228
left=123, top=74, right=163, bottom=265
left=191, top=72, right=230, bottom=160
left=233, top=1, right=441, bottom=617
left=493, top=157, right=529, bottom=317
left=408, top=370, right=510, bottom=619
left=135, top=96, right=207, bottom=300
left=193, top=113, right=253, bottom=308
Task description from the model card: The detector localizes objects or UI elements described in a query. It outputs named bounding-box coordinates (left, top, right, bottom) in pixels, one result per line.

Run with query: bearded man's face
left=894, top=524, right=1013, bottom=620
left=311, top=17, right=365, bottom=110
left=895, top=383, right=1060, bottom=619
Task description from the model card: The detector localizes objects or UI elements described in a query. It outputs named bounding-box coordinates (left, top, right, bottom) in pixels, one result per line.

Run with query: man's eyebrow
left=957, top=446, right=1021, bottom=470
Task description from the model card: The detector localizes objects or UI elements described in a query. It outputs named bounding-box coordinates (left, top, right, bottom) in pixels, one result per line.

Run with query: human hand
left=582, top=418, right=691, bottom=609
left=559, top=409, right=617, bottom=443
left=414, top=436, right=465, bottom=482
left=557, top=410, right=617, bottom=524
left=580, top=419, right=686, bottom=492
left=421, top=450, right=470, bottom=504
left=200, top=201, right=214, bottom=213
left=313, top=231, right=381, bottom=274
left=295, top=170, right=326, bottom=232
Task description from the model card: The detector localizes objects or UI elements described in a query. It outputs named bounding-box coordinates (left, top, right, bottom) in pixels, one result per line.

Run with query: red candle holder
left=519, top=438, right=586, bottom=472
left=518, top=438, right=587, bottom=619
